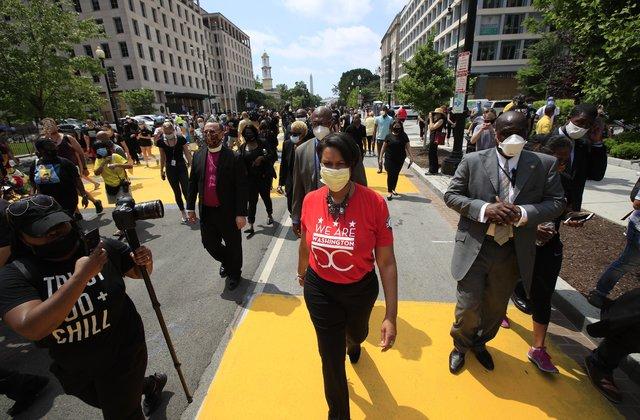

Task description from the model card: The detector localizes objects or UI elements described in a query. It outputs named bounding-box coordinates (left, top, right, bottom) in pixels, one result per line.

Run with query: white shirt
left=479, top=151, right=528, bottom=236
left=536, top=105, right=560, bottom=123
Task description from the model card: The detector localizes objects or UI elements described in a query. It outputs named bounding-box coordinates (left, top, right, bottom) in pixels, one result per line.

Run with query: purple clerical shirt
left=203, top=151, right=220, bottom=207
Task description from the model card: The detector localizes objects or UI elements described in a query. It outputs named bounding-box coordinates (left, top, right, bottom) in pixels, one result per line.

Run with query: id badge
left=171, top=159, right=176, bottom=167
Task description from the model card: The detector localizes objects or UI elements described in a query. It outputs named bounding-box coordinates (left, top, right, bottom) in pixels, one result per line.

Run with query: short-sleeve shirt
left=301, top=184, right=394, bottom=284
left=384, top=133, right=409, bottom=165
left=157, top=135, right=187, bottom=167
left=95, top=153, right=127, bottom=187
left=536, top=115, right=553, bottom=135
left=0, top=238, right=143, bottom=369
left=473, top=124, right=497, bottom=151
left=375, top=115, right=393, bottom=140
left=364, top=117, right=375, bottom=136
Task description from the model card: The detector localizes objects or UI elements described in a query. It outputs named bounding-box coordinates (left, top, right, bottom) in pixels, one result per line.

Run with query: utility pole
left=442, top=0, right=478, bottom=176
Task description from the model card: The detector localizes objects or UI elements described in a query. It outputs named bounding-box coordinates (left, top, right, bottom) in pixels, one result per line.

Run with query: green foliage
left=237, top=89, right=268, bottom=108
left=604, top=131, right=640, bottom=152
left=120, top=89, right=156, bottom=115
left=254, top=76, right=263, bottom=90
left=334, top=69, right=380, bottom=103
left=279, top=81, right=321, bottom=109
left=609, top=142, right=640, bottom=160
left=532, top=99, right=575, bottom=125
left=0, top=0, right=106, bottom=123
left=395, top=39, right=455, bottom=116
left=532, top=0, right=640, bottom=123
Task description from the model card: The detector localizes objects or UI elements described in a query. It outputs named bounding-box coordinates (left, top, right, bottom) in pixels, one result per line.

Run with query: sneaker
left=142, top=373, right=167, bottom=416
left=267, top=215, right=274, bottom=225
left=95, top=200, right=103, bottom=214
left=587, top=290, right=608, bottom=309
left=528, top=347, right=559, bottom=373
left=500, top=318, right=511, bottom=329
left=585, top=355, right=622, bottom=403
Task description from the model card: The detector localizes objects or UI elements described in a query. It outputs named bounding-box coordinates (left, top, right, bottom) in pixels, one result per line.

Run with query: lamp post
left=95, top=45, right=119, bottom=130
left=448, top=1, right=464, bottom=70
left=192, top=45, right=213, bottom=114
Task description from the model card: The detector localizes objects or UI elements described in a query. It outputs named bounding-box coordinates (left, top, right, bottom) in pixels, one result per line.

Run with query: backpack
left=33, top=159, right=61, bottom=185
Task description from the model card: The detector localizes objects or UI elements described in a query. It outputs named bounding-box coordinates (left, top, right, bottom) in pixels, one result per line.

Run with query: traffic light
left=107, top=67, right=118, bottom=89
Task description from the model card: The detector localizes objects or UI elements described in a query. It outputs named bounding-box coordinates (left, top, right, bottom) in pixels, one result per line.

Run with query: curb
left=406, top=157, right=640, bottom=384
left=608, top=156, right=640, bottom=172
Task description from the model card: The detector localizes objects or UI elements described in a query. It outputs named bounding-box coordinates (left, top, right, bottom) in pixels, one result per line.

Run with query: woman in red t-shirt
left=298, top=132, right=398, bottom=420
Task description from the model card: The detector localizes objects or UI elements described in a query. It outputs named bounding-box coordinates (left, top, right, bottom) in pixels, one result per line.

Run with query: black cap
left=7, top=195, right=72, bottom=237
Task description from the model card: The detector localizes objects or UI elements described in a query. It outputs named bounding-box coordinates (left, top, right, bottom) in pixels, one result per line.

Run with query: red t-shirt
left=301, top=184, right=394, bottom=284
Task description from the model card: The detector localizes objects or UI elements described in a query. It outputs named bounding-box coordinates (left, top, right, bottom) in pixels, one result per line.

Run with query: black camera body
left=113, top=197, right=164, bottom=231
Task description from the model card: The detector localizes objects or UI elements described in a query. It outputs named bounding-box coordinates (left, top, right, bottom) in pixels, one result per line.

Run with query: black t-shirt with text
left=0, top=238, right=143, bottom=370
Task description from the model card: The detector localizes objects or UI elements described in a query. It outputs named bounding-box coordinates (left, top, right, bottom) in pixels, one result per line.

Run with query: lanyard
left=498, top=160, right=516, bottom=187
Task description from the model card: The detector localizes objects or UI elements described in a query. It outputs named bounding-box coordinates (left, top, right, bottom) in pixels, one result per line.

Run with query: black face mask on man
left=29, top=228, right=81, bottom=261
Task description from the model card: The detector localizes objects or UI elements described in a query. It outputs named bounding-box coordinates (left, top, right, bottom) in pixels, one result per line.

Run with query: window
left=152, top=8, right=157, bottom=22
left=74, top=0, right=82, bottom=12
left=94, top=18, right=104, bottom=31
left=113, top=17, right=124, bottom=33
left=119, top=41, right=129, bottom=57
left=137, top=42, right=144, bottom=58
left=506, top=0, right=527, bottom=5
left=500, top=40, right=520, bottom=59
left=169, top=54, right=174, bottom=66
left=93, top=74, right=101, bottom=83
left=171, top=18, right=176, bottom=32
left=173, top=72, right=177, bottom=84
left=166, top=34, right=171, bottom=47
left=140, top=1, right=146, bottom=17
left=100, top=43, right=111, bottom=59
left=110, top=0, right=119, bottom=8
left=144, top=24, right=151, bottom=40
left=142, top=65, right=148, bottom=81
left=92, top=0, right=101, bottom=11
left=186, top=60, right=190, bottom=71
left=159, top=50, right=165, bottom=64
left=188, top=76, right=192, bottom=88
left=83, top=45, right=93, bottom=57
left=477, top=41, right=498, bottom=60
left=503, top=14, right=525, bottom=34
left=163, top=70, right=168, bottom=83
left=483, top=0, right=502, bottom=7
left=128, top=0, right=134, bottom=12
left=181, top=74, right=185, bottom=86
left=125, top=65, right=134, bottom=80
left=180, top=23, right=184, bottom=36
left=522, top=39, right=538, bottom=59
left=148, top=47, right=155, bottom=62
left=153, top=68, right=158, bottom=82
left=175, top=37, right=179, bottom=50
left=177, top=5, right=181, bottom=17
left=156, top=29, right=161, bottom=44
left=479, top=15, right=500, bottom=35
left=168, top=0, right=173, bottom=12
left=162, top=13, right=167, bottom=26
left=178, top=56, right=183, bottom=69
left=132, top=19, right=139, bottom=36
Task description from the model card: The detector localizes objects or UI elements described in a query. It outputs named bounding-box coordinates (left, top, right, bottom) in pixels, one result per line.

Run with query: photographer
left=0, top=195, right=166, bottom=419
left=93, top=139, right=133, bottom=205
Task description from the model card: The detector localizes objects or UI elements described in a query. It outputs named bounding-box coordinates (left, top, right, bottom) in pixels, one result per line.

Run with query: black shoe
left=7, top=374, right=49, bottom=416
left=348, top=344, right=361, bottom=364
left=585, top=355, right=622, bottom=403
left=228, top=276, right=241, bottom=291
left=245, top=227, right=255, bottom=235
left=387, top=194, right=393, bottom=201
left=473, top=346, right=495, bottom=371
left=95, top=199, right=103, bottom=214
left=142, top=372, right=167, bottom=416
left=219, top=265, right=228, bottom=278
left=449, top=349, right=465, bottom=374
left=73, top=212, right=83, bottom=221
left=267, top=215, right=274, bottom=225
left=587, top=290, right=610, bottom=309
left=511, top=293, right=532, bottom=315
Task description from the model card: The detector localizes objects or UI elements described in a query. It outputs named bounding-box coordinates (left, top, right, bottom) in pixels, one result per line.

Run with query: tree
left=532, top=0, right=640, bottom=122
left=120, top=89, right=156, bottom=115
left=395, top=39, right=455, bottom=116
left=236, top=89, right=268, bottom=108
left=254, top=76, right=263, bottom=90
left=0, top=0, right=105, bottom=123
left=335, top=69, right=379, bottom=103
left=280, top=82, right=321, bottom=109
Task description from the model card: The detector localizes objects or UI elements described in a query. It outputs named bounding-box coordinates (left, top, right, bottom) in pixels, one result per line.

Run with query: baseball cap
left=6, top=195, right=72, bottom=237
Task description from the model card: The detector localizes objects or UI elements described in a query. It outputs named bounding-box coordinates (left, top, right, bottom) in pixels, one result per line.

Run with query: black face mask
left=30, top=228, right=81, bottom=261
left=244, top=132, right=256, bottom=141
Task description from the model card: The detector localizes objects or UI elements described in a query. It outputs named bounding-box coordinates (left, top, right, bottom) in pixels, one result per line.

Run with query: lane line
left=431, top=240, right=454, bottom=243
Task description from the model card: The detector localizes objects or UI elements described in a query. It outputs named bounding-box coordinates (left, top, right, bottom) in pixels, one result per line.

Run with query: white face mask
left=498, top=134, right=526, bottom=157
left=198, top=122, right=204, bottom=128
left=565, top=121, right=589, bottom=139
left=290, top=135, right=300, bottom=144
left=320, top=166, right=351, bottom=192
left=313, top=125, right=331, bottom=140
left=207, top=144, right=222, bottom=153
left=295, top=117, right=306, bottom=122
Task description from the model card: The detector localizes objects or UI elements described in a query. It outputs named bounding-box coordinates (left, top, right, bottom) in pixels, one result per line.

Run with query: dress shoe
left=142, top=372, right=167, bottom=416
left=228, top=276, right=241, bottom=291
left=511, top=293, right=532, bottom=315
left=347, top=344, right=361, bottom=364
left=473, top=347, right=495, bottom=371
left=585, top=355, right=622, bottom=403
left=587, top=290, right=612, bottom=309
left=219, top=265, right=228, bottom=278
left=449, top=349, right=465, bottom=374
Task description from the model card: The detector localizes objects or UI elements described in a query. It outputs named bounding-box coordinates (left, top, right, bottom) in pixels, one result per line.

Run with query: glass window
left=477, top=41, right=498, bottom=60
left=128, top=0, right=134, bottom=12
left=110, top=0, right=119, bottom=8
left=166, top=34, right=171, bottom=47
left=506, top=0, right=527, bottom=6
left=522, top=39, right=538, bottom=59
left=169, top=54, right=174, bottom=66
left=119, top=41, right=129, bottom=57
left=83, top=45, right=93, bottom=57
left=113, top=17, right=124, bottom=34
left=159, top=50, right=165, bottom=64
left=141, top=65, right=148, bottom=81
left=100, top=43, right=111, bottom=59
left=500, top=40, right=520, bottom=59
left=163, top=70, right=168, bottom=83
left=92, top=0, right=101, bottom=11
left=140, top=1, right=146, bottom=17
left=144, top=24, right=151, bottom=40
left=483, top=0, right=502, bottom=7
left=162, top=13, right=167, bottom=26
left=74, top=0, right=82, bottom=12
left=479, top=15, right=500, bottom=35
left=125, top=65, right=134, bottom=80
left=503, top=14, right=524, bottom=34
left=153, top=68, right=158, bottom=82
left=173, top=73, right=177, bottom=84
left=137, top=42, right=144, bottom=58
left=132, top=19, right=139, bottom=36
left=152, top=8, right=157, bottom=22
left=156, top=29, right=161, bottom=44
left=148, top=47, right=155, bottom=62
left=181, top=74, right=185, bottom=86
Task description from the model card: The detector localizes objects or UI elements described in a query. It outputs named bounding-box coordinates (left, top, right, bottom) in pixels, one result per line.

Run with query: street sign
left=386, top=87, right=393, bottom=94
left=456, top=51, right=471, bottom=76
left=452, top=92, right=465, bottom=113
left=455, top=75, right=467, bottom=93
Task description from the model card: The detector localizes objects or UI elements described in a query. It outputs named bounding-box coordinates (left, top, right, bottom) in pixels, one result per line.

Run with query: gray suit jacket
left=444, top=148, right=566, bottom=291
left=291, top=137, right=367, bottom=222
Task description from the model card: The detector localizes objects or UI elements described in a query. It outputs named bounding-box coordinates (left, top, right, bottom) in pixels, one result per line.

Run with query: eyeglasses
left=7, top=195, right=55, bottom=217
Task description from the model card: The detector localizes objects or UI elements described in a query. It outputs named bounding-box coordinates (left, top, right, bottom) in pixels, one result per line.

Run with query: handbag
left=435, top=131, right=446, bottom=145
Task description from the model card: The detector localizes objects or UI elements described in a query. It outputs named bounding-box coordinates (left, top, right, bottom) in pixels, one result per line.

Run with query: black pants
left=529, top=237, right=563, bottom=325
left=0, top=368, right=44, bottom=402
left=200, top=206, right=243, bottom=278
left=366, top=135, right=374, bottom=153
left=247, top=177, right=273, bottom=224
left=428, top=139, right=439, bottom=174
left=52, top=336, right=151, bottom=419
left=125, top=137, right=140, bottom=163
left=384, top=161, right=402, bottom=193
left=304, top=268, right=379, bottom=420
left=166, top=165, right=189, bottom=211
left=592, top=325, right=640, bottom=374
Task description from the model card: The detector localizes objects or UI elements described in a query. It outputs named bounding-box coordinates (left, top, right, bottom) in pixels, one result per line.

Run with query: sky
left=200, top=0, right=407, bottom=99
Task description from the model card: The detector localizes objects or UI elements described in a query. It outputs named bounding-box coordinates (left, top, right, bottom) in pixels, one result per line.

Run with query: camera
left=112, top=197, right=164, bottom=231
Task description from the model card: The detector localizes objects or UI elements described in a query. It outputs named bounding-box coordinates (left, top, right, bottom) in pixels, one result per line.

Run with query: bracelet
left=296, top=273, right=305, bottom=278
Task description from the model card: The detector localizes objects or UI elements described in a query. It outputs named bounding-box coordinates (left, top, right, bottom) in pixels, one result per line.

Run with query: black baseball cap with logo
left=6, top=195, right=72, bottom=237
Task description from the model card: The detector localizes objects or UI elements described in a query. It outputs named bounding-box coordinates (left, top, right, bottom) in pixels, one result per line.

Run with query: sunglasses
left=7, top=195, right=55, bottom=217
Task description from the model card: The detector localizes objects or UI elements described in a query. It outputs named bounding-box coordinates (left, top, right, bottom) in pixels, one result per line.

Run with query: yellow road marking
left=197, top=295, right=620, bottom=420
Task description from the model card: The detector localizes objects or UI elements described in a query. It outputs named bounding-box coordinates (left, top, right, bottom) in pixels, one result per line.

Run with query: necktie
left=494, top=159, right=513, bottom=246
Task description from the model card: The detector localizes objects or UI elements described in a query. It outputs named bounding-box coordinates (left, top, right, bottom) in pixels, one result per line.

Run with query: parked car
left=488, top=99, right=512, bottom=115
left=133, top=115, right=156, bottom=130
left=392, top=105, right=418, bottom=120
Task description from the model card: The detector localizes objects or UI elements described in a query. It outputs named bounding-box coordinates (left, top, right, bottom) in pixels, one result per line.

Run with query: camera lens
left=134, top=200, right=164, bottom=221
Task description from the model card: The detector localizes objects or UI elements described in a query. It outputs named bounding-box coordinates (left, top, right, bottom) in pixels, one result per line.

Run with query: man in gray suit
left=444, top=111, right=565, bottom=373
left=291, top=106, right=367, bottom=237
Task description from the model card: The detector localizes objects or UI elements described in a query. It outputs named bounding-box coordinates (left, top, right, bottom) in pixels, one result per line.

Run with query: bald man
left=290, top=106, right=368, bottom=237
left=187, top=122, right=248, bottom=290
left=443, top=111, right=565, bottom=374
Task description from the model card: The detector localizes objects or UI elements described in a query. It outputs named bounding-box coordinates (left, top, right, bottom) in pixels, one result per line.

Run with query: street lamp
left=191, top=45, right=214, bottom=114
left=95, top=45, right=119, bottom=131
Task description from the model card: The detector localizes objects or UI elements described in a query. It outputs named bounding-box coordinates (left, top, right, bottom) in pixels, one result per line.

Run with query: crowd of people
left=0, top=97, right=637, bottom=419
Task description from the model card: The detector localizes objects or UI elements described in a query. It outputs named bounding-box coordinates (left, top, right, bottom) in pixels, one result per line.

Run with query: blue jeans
left=595, top=222, right=640, bottom=296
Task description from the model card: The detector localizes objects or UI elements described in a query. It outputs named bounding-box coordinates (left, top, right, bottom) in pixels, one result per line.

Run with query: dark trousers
left=451, top=239, right=520, bottom=352
left=384, top=161, right=402, bottom=193
left=0, top=368, right=44, bottom=402
left=247, top=177, right=273, bottom=224
left=53, top=339, right=151, bottom=420
left=125, top=137, right=140, bottom=163
left=304, top=269, right=379, bottom=420
left=529, top=237, right=563, bottom=325
left=366, top=135, right=374, bottom=153
left=428, top=139, right=439, bottom=174
left=593, top=325, right=640, bottom=374
left=166, top=165, right=189, bottom=211
left=200, top=206, right=243, bottom=278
